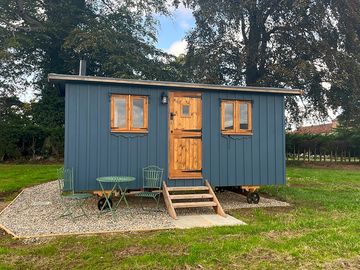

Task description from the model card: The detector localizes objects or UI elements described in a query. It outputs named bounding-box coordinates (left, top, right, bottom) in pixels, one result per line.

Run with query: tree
left=182, top=0, right=360, bottom=125
left=0, top=0, right=175, bottom=128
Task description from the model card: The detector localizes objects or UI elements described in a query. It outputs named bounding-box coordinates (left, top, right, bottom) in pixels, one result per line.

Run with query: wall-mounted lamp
left=161, top=92, right=168, bottom=104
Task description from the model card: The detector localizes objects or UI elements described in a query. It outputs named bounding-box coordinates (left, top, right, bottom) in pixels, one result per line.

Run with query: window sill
left=221, top=131, right=253, bottom=136
left=111, top=130, right=148, bottom=134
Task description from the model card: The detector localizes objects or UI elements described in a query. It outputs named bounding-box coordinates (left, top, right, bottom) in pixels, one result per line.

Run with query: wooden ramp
left=162, top=180, right=226, bottom=219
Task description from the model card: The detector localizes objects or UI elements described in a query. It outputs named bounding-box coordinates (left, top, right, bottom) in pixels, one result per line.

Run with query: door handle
left=170, top=112, right=176, bottom=120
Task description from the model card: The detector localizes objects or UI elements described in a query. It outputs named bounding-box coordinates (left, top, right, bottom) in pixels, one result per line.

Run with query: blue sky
left=155, top=6, right=195, bottom=56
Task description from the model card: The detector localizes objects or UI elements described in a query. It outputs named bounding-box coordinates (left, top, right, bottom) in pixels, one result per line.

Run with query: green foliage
left=0, top=0, right=181, bottom=129
left=0, top=95, right=64, bottom=161
left=184, top=0, right=360, bottom=124
left=286, top=128, right=360, bottom=156
left=0, top=1, right=187, bottom=161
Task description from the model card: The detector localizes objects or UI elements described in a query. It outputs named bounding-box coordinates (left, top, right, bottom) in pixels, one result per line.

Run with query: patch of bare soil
left=324, top=256, right=360, bottom=270
left=230, top=248, right=298, bottom=269
left=114, top=246, right=148, bottom=257
left=0, top=201, right=8, bottom=212
left=261, top=229, right=310, bottom=240
left=114, top=245, right=188, bottom=258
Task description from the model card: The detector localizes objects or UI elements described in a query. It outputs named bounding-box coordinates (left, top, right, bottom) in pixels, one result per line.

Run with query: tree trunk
left=244, top=5, right=267, bottom=86
left=31, top=136, right=36, bottom=160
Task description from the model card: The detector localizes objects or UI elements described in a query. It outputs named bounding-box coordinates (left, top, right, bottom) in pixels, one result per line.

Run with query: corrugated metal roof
left=48, top=73, right=302, bottom=95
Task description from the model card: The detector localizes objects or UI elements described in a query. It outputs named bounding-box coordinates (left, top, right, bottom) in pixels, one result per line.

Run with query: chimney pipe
left=79, top=60, right=86, bottom=76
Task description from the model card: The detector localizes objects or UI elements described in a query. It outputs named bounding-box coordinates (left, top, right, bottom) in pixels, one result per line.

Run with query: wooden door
left=169, top=92, right=202, bottom=179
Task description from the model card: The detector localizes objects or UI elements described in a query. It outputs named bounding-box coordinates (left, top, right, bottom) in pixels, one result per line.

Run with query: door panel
left=169, top=92, right=202, bottom=179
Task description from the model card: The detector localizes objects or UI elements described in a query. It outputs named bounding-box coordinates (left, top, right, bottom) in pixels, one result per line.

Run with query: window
left=181, top=104, right=190, bottom=117
left=111, top=95, right=148, bottom=132
left=221, top=100, right=252, bottom=135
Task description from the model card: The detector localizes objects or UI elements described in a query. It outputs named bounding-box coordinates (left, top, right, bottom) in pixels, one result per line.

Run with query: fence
left=286, top=133, right=360, bottom=163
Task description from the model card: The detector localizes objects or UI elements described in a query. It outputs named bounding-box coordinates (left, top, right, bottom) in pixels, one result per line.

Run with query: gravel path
left=0, top=181, right=289, bottom=237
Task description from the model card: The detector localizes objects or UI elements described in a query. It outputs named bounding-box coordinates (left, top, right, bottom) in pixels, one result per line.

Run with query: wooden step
left=167, top=186, right=210, bottom=192
left=169, top=194, right=213, bottom=200
left=173, top=201, right=217, bottom=208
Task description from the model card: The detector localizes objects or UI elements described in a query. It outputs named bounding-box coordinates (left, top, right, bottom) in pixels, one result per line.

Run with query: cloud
left=174, top=5, right=194, bottom=30
left=164, top=1, right=194, bottom=30
left=175, top=5, right=193, bottom=19
left=179, top=20, right=191, bottom=30
left=166, top=39, right=188, bottom=56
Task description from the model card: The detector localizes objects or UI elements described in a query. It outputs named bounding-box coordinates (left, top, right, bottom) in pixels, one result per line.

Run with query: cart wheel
left=246, top=192, right=260, bottom=204
left=98, top=197, right=113, bottom=210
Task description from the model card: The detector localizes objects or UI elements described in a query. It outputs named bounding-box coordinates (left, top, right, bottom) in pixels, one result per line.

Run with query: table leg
left=114, top=185, right=129, bottom=209
left=99, top=182, right=117, bottom=217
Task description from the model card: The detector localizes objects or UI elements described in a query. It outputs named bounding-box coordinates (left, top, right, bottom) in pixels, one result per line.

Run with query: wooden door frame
left=168, top=91, right=203, bottom=179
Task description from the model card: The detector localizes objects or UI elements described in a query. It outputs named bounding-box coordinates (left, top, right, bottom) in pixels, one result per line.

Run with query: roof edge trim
left=48, top=73, right=303, bottom=95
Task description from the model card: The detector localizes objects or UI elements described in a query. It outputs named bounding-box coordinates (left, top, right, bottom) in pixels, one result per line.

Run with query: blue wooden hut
left=49, top=72, right=300, bottom=216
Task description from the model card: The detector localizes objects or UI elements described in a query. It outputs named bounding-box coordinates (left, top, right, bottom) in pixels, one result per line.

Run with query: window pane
left=240, top=103, right=248, bottom=130
left=182, top=104, right=190, bottom=116
left=224, top=103, right=234, bottom=130
left=114, top=97, right=126, bottom=128
left=132, top=98, right=144, bottom=128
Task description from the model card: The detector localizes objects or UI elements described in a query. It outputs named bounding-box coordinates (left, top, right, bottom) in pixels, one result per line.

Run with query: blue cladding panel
left=64, top=83, right=286, bottom=191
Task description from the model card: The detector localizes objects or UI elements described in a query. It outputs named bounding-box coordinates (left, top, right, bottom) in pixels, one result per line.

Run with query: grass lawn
left=0, top=164, right=360, bottom=269
left=0, top=164, right=62, bottom=198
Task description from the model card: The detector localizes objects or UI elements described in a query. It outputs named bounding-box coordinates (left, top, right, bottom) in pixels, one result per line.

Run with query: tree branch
left=240, top=12, right=248, bottom=44
left=15, top=0, right=44, bottom=30
left=0, top=18, right=42, bottom=32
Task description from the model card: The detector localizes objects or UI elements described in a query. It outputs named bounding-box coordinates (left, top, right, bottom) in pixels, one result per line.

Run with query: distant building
left=293, top=120, right=338, bottom=135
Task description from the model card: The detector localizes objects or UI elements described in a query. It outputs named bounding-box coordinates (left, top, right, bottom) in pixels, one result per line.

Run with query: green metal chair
left=57, top=167, right=92, bottom=220
left=135, top=165, right=164, bottom=209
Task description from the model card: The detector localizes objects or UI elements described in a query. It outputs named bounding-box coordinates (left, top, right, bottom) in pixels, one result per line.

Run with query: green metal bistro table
left=96, top=176, right=135, bottom=217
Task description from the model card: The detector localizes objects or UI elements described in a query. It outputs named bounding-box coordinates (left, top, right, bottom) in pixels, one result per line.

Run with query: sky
left=155, top=6, right=195, bottom=56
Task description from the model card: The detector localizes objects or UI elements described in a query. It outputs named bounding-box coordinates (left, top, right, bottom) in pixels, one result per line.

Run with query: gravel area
left=0, top=181, right=289, bottom=238
left=0, top=181, right=174, bottom=237
left=218, top=190, right=290, bottom=209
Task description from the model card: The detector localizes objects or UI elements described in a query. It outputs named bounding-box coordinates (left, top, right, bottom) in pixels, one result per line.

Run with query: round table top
left=96, top=176, right=135, bottom=183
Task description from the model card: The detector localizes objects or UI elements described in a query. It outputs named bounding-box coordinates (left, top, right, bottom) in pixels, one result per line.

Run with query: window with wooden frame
left=221, top=100, right=252, bottom=135
left=110, top=95, right=148, bottom=133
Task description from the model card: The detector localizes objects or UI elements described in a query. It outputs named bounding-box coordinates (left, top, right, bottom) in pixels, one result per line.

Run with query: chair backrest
left=57, top=167, right=74, bottom=195
left=143, top=165, right=163, bottom=189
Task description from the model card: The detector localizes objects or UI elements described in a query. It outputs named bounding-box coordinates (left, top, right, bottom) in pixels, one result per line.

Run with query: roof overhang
left=48, top=73, right=302, bottom=95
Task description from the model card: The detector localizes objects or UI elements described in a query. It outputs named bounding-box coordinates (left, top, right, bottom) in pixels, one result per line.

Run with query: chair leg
left=155, top=195, right=160, bottom=209
left=60, top=198, right=73, bottom=218
left=60, top=199, right=88, bottom=220
left=79, top=200, right=88, bottom=218
left=140, top=196, right=144, bottom=210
